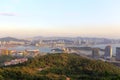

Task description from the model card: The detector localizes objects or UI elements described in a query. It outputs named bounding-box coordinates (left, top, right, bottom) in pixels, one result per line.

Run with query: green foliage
left=0, top=53, right=120, bottom=80
left=0, top=55, right=15, bottom=63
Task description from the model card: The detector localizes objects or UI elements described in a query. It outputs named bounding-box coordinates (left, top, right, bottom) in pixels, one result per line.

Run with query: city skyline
left=0, top=0, right=120, bottom=38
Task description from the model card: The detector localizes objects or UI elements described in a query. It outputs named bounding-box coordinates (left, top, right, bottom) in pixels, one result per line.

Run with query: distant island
left=0, top=37, right=28, bottom=42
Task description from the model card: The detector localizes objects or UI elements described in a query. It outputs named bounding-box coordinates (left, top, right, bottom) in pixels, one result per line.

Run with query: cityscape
left=0, top=36, right=120, bottom=67
left=0, top=0, right=120, bottom=80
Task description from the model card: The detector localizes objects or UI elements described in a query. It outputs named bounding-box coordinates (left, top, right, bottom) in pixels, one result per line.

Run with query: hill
left=0, top=37, right=28, bottom=42
left=0, top=53, right=120, bottom=80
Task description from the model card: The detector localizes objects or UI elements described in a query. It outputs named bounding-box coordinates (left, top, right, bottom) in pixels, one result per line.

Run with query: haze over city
left=0, top=0, right=120, bottom=38
left=1, top=0, right=120, bottom=80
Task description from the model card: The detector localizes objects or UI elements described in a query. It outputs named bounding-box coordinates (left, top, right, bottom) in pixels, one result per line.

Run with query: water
left=7, top=44, right=120, bottom=55
left=8, top=46, right=52, bottom=53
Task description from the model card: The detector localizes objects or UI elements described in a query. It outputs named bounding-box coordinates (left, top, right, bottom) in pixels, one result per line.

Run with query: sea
left=7, top=44, right=120, bottom=56
left=8, top=46, right=52, bottom=53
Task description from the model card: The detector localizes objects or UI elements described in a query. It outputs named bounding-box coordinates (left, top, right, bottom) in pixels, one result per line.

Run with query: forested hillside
left=0, top=53, right=120, bottom=80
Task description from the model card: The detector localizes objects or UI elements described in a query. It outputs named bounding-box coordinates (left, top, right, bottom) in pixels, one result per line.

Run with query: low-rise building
left=25, top=49, right=39, bottom=57
left=4, top=58, right=28, bottom=66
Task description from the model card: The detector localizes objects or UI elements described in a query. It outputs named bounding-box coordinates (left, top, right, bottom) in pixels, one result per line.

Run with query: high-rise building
left=116, top=47, right=120, bottom=61
left=104, top=45, right=112, bottom=59
left=92, top=48, right=100, bottom=59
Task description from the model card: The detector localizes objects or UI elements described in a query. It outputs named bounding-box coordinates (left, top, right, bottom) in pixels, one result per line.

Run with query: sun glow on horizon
left=0, top=0, right=120, bottom=38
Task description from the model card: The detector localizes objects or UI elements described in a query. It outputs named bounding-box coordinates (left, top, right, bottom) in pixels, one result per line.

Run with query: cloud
left=0, top=12, right=16, bottom=16
left=11, top=0, right=20, bottom=4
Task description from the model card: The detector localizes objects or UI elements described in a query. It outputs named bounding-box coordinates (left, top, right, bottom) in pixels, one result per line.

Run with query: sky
left=0, top=0, right=120, bottom=38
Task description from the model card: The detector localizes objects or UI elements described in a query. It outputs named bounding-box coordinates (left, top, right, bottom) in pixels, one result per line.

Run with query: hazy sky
left=0, top=0, right=120, bottom=38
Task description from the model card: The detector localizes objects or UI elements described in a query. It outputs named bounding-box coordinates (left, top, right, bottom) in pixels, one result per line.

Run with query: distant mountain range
left=33, top=36, right=110, bottom=40
left=32, top=36, right=120, bottom=44
left=0, top=37, right=28, bottom=42
left=0, top=36, right=119, bottom=44
left=33, top=36, right=119, bottom=41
